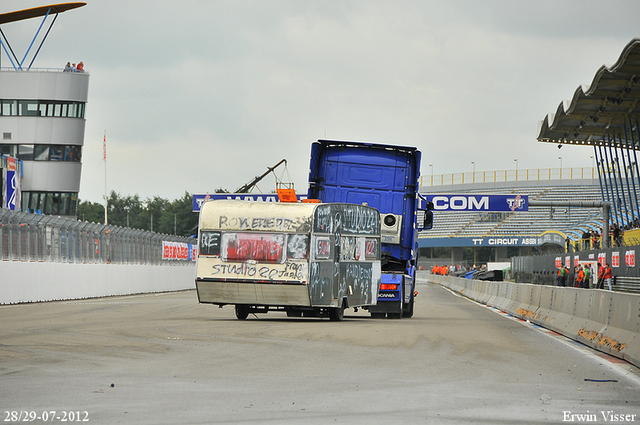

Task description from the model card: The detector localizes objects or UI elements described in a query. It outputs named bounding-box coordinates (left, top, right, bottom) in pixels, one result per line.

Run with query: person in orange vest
left=556, top=266, right=564, bottom=287
left=576, top=265, right=585, bottom=288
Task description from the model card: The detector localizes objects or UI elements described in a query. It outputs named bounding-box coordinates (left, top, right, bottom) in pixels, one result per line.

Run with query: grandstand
left=418, top=167, right=607, bottom=263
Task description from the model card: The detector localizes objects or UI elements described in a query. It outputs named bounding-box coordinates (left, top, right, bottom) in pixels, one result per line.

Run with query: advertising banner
left=626, top=250, right=635, bottom=267
left=3, top=157, right=20, bottom=210
left=192, top=193, right=307, bottom=212
left=425, top=194, right=528, bottom=212
left=162, top=241, right=196, bottom=261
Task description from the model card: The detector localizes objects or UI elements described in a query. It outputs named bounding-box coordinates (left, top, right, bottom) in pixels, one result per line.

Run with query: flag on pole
left=103, top=132, right=107, bottom=161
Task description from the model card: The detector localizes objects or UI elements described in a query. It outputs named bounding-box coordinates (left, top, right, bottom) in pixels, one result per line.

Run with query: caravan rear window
left=222, top=233, right=285, bottom=263
left=200, top=231, right=310, bottom=263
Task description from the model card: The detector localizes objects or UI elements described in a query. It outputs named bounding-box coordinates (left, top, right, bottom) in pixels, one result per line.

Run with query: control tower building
left=0, top=3, right=88, bottom=216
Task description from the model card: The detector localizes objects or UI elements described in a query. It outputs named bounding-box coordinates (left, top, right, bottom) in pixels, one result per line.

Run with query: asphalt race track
left=1, top=278, right=639, bottom=424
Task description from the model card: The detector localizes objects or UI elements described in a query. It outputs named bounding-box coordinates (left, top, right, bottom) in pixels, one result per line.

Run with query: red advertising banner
left=612, top=251, right=620, bottom=268
left=598, top=252, right=606, bottom=267
left=162, top=241, right=195, bottom=260
left=625, top=250, right=635, bottom=267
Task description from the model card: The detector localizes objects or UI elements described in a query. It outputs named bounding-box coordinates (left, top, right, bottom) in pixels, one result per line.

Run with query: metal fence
left=0, top=208, right=195, bottom=265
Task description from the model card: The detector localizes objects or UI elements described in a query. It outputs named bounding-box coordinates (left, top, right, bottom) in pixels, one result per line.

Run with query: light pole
left=429, top=163, right=433, bottom=185
left=558, top=156, right=562, bottom=178
left=514, top=158, right=518, bottom=180
left=471, top=161, right=475, bottom=182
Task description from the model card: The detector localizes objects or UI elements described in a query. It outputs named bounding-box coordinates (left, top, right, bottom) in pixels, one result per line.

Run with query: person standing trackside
left=582, top=264, right=591, bottom=289
left=576, top=265, right=585, bottom=288
left=596, top=264, right=605, bottom=289
left=557, top=266, right=564, bottom=286
left=604, top=263, right=613, bottom=290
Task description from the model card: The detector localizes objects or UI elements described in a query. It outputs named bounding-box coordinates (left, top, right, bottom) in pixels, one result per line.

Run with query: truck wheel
left=403, top=295, right=415, bottom=318
left=329, top=303, right=345, bottom=321
left=235, top=305, right=250, bottom=320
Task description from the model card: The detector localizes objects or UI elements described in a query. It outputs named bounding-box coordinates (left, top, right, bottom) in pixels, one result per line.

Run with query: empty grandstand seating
left=420, top=179, right=605, bottom=241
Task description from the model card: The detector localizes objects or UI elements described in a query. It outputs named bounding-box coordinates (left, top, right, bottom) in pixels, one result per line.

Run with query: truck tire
left=329, top=302, right=345, bottom=321
left=403, top=274, right=416, bottom=318
left=235, top=304, right=250, bottom=320
left=403, top=294, right=415, bottom=318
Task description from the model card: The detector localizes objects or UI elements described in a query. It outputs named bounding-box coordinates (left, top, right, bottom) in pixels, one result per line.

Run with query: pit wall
left=0, top=262, right=196, bottom=304
left=423, top=272, right=640, bottom=368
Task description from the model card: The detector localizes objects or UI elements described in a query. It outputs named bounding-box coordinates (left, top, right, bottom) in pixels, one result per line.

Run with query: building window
left=7, top=144, right=82, bottom=162
left=22, top=191, right=78, bottom=216
left=0, top=144, right=17, bottom=156
left=0, top=99, right=85, bottom=118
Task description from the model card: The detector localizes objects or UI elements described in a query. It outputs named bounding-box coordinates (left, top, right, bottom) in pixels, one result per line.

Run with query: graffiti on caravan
left=313, top=204, right=380, bottom=235
left=192, top=193, right=306, bottom=212
left=427, top=194, right=528, bottom=212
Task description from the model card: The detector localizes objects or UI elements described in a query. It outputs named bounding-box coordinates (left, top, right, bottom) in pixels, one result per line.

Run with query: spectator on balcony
left=64, top=62, right=71, bottom=72
left=613, top=224, right=622, bottom=247
left=581, top=231, right=590, bottom=251
left=77, top=61, right=84, bottom=72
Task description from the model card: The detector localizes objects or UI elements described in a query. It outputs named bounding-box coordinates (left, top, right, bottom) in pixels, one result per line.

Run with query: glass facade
left=21, top=191, right=78, bottom=216
left=0, top=144, right=81, bottom=162
left=0, top=99, right=85, bottom=118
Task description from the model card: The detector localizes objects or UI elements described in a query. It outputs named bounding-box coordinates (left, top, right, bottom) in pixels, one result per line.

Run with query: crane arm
left=235, top=159, right=287, bottom=193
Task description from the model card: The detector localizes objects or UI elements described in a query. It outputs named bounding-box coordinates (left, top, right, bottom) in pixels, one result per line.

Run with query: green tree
left=78, top=191, right=199, bottom=237
left=77, top=200, right=104, bottom=223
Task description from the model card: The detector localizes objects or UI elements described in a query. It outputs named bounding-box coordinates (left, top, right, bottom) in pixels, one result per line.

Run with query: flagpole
left=103, top=131, right=108, bottom=225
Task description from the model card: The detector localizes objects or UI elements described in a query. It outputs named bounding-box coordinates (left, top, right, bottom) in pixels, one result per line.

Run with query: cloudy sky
left=2, top=1, right=640, bottom=203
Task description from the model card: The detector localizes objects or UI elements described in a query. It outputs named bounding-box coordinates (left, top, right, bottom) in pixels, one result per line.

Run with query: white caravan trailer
left=195, top=200, right=381, bottom=321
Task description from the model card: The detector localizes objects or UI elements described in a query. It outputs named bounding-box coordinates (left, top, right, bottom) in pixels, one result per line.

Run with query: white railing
left=0, top=67, right=88, bottom=74
left=421, top=167, right=597, bottom=186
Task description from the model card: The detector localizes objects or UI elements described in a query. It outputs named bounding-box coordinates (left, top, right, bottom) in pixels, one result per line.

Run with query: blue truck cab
left=307, top=140, right=432, bottom=319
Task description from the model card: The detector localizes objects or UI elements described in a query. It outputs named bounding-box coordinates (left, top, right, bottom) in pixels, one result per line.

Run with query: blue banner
left=424, top=194, right=528, bottom=212
left=192, top=193, right=307, bottom=212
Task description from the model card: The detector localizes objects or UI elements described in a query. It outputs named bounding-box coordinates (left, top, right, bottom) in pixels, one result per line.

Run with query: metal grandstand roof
left=537, top=38, right=640, bottom=146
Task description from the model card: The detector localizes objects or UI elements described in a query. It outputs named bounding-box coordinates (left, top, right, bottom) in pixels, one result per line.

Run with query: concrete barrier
left=0, top=261, right=196, bottom=304
left=423, top=272, right=640, bottom=368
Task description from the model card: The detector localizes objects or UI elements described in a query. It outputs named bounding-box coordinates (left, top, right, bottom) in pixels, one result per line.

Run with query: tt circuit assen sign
left=426, top=194, right=528, bottom=212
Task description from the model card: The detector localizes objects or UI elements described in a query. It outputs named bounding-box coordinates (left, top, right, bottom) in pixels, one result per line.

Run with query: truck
left=307, top=139, right=432, bottom=319
left=195, top=200, right=382, bottom=321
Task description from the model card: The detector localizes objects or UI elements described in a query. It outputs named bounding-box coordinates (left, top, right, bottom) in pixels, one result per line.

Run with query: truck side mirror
left=423, top=210, right=433, bottom=230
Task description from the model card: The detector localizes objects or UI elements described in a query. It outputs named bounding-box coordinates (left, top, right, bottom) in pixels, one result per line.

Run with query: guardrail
left=613, top=276, right=640, bottom=294
left=425, top=272, right=640, bottom=368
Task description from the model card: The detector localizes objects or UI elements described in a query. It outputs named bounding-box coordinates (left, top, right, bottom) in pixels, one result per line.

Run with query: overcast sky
left=2, top=1, right=640, bottom=203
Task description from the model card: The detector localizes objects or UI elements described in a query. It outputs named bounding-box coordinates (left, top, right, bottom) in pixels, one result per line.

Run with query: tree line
left=77, top=191, right=201, bottom=237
